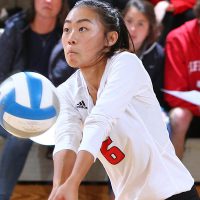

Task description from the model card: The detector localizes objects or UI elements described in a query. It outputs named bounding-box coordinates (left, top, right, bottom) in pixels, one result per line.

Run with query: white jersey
left=54, top=52, right=194, bottom=200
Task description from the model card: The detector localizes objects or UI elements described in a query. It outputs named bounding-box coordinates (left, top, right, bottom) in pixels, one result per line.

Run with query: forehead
left=126, top=7, right=148, bottom=20
left=66, top=6, right=101, bottom=23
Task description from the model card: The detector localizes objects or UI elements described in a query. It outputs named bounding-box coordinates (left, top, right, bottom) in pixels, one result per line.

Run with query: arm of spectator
left=154, top=0, right=195, bottom=23
left=154, top=1, right=170, bottom=24
left=170, top=0, right=196, bottom=15
left=149, top=0, right=163, bottom=6
left=0, top=26, right=16, bottom=83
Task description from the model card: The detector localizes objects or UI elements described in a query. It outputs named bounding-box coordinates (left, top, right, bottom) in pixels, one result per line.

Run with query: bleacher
left=0, top=138, right=108, bottom=183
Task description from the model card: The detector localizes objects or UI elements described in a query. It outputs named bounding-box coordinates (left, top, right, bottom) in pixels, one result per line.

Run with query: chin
left=66, top=58, right=76, bottom=66
left=67, top=60, right=79, bottom=69
left=70, top=65, right=79, bottom=69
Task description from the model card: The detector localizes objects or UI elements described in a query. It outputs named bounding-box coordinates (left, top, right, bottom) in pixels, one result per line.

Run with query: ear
left=106, top=31, right=118, bottom=47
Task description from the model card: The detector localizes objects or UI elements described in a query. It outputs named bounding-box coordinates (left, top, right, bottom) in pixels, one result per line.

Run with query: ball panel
left=40, top=75, right=56, bottom=108
left=3, top=112, right=57, bottom=138
left=25, top=72, right=43, bottom=109
left=30, top=123, right=56, bottom=145
left=5, top=104, right=57, bottom=120
left=13, top=72, right=31, bottom=108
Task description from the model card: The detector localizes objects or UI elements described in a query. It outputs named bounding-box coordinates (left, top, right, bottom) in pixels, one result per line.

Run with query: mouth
left=42, top=4, right=53, bottom=10
left=67, top=50, right=77, bottom=55
left=131, top=35, right=136, bottom=40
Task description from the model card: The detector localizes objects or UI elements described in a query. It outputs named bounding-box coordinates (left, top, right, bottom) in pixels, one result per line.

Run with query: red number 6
left=100, top=137, right=125, bottom=165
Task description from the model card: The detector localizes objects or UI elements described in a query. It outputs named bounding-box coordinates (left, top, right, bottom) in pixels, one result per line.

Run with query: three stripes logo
left=76, top=100, right=87, bottom=109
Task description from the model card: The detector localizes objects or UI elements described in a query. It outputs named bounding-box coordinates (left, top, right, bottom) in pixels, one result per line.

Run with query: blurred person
left=0, top=0, right=71, bottom=199
left=48, top=1, right=198, bottom=200
left=123, top=0, right=170, bottom=130
left=164, top=0, right=200, bottom=159
left=123, top=0, right=165, bottom=108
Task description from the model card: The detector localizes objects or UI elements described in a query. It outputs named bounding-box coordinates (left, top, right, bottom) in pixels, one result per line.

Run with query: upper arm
left=0, top=27, right=17, bottom=82
left=92, top=53, right=151, bottom=119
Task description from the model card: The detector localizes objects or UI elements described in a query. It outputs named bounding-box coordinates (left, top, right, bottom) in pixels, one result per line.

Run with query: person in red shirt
left=164, top=0, right=200, bottom=159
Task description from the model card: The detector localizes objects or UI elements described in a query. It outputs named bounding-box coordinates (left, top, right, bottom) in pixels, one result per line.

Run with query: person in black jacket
left=0, top=1, right=74, bottom=200
left=123, top=0, right=167, bottom=109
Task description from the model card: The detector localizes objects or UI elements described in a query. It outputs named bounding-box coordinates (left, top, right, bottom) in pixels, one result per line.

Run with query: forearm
left=52, top=149, right=77, bottom=188
left=67, top=150, right=94, bottom=186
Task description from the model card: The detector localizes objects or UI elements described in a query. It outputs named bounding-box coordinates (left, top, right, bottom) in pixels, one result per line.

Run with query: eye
left=79, top=27, right=87, bottom=32
left=63, top=27, right=70, bottom=33
left=138, top=22, right=144, bottom=27
left=125, top=17, right=133, bottom=24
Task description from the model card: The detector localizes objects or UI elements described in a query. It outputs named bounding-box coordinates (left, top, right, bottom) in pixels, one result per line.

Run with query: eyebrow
left=64, top=18, right=93, bottom=24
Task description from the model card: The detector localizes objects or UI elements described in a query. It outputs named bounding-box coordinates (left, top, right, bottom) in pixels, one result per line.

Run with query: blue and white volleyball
left=0, top=72, right=60, bottom=138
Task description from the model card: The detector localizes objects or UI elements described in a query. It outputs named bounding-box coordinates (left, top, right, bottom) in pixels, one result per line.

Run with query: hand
left=48, top=179, right=79, bottom=200
left=48, top=186, right=59, bottom=200
left=154, top=1, right=170, bottom=23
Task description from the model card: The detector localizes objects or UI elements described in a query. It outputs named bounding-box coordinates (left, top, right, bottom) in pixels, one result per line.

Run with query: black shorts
left=166, top=185, right=199, bottom=200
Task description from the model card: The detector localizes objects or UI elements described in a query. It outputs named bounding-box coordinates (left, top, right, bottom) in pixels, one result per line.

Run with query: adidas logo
left=76, top=100, right=87, bottom=109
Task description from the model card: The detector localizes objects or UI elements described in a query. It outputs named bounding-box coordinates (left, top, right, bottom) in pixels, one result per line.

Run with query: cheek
left=34, top=0, right=40, bottom=12
left=61, top=34, right=66, bottom=47
left=137, top=27, right=149, bottom=41
left=54, top=5, right=62, bottom=15
left=85, top=34, right=106, bottom=51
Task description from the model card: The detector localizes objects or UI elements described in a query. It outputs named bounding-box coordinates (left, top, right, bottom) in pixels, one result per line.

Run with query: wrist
left=67, top=174, right=82, bottom=186
left=52, top=182, right=60, bottom=189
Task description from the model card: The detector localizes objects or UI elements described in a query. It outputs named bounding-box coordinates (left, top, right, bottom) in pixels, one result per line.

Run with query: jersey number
left=100, top=137, right=125, bottom=165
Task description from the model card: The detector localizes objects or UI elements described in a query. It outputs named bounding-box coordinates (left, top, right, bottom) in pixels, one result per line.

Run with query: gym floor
left=11, top=182, right=200, bottom=200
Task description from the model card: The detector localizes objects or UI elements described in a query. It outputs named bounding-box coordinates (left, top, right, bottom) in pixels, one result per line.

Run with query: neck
left=81, top=59, right=107, bottom=104
left=31, top=15, right=57, bottom=34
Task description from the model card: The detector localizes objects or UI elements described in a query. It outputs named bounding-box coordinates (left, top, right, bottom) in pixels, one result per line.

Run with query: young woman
left=49, top=1, right=199, bottom=200
left=123, top=0, right=165, bottom=108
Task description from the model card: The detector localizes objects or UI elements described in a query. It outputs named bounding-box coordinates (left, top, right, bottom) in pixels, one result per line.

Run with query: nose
left=68, top=39, right=76, bottom=45
left=130, top=25, right=136, bottom=33
left=67, top=32, right=77, bottom=45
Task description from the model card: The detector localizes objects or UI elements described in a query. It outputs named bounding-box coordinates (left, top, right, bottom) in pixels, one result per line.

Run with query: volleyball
left=0, top=72, right=60, bottom=138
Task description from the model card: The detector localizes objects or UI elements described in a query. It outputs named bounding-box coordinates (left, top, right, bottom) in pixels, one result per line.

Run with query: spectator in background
left=0, top=0, right=73, bottom=200
left=122, top=0, right=169, bottom=125
left=164, top=0, right=200, bottom=159
left=154, top=0, right=196, bottom=46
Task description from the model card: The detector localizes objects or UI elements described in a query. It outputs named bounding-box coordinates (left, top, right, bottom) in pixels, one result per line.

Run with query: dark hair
left=73, top=0, right=134, bottom=58
left=123, top=0, right=157, bottom=52
left=27, top=0, right=69, bottom=26
left=194, top=0, right=200, bottom=19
